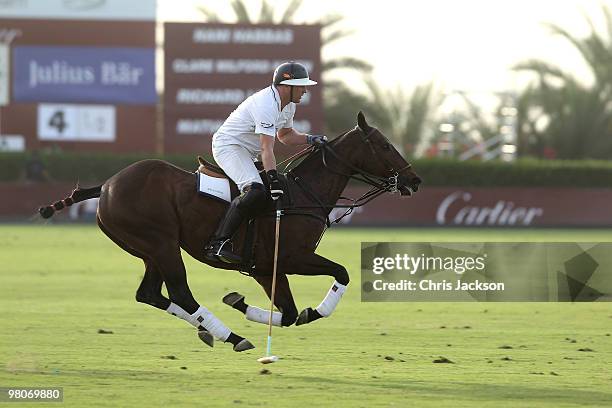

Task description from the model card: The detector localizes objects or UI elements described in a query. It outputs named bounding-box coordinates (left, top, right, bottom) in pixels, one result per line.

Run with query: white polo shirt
left=212, top=86, right=295, bottom=157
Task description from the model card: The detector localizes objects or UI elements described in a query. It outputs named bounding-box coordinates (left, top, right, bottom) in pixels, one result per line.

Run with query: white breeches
left=212, top=143, right=262, bottom=192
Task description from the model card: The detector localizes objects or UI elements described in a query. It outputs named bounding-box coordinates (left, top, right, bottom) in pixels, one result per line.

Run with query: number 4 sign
left=39, top=105, right=77, bottom=139
left=38, top=104, right=115, bottom=142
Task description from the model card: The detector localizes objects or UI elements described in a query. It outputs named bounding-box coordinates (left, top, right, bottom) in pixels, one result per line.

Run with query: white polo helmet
left=272, top=61, right=317, bottom=86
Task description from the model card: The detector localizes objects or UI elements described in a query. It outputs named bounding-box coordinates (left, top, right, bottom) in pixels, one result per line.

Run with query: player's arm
left=277, top=127, right=328, bottom=146
left=277, top=127, right=308, bottom=145
left=260, top=134, right=276, bottom=171
left=260, top=134, right=283, bottom=200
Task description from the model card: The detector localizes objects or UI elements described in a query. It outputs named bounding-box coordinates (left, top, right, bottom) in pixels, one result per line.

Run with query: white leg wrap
left=190, top=306, right=231, bottom=341
left=246, top=305, right=282, bottom=327
left=315, top=281, right=347, bottom=317
left=166, top=302, right=192, bottom=322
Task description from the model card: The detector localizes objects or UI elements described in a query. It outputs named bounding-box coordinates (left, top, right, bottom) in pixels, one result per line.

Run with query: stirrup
left=205, top=239, right=242, bottom=264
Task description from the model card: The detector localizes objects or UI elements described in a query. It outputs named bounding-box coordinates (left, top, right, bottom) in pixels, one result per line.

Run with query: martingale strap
left=289, top=173, right=332, bottom=227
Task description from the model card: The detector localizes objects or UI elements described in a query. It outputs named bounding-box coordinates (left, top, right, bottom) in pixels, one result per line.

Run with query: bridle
left=280, top=126, right=414, bottom=226
left=320, top=126, right=412, bottom=194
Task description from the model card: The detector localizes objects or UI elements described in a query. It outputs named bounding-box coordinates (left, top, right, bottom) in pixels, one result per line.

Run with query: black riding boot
left=204, top=204, right=245, bottom=264
left=204, top=183, right=267, bottom=264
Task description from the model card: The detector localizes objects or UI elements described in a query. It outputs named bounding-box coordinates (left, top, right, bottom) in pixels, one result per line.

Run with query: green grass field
left=1, top=225, right=611, bottom=407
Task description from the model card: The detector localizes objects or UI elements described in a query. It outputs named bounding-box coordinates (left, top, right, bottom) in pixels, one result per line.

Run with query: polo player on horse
left=203, top=61, right=326, bottom=264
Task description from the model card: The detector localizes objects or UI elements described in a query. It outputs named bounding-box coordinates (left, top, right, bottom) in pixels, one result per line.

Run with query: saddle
left=196, top=156, right=291, bottom=204
left=197, top=156, right=230, bottom=178
left=196, top=156, right=241, bottom=201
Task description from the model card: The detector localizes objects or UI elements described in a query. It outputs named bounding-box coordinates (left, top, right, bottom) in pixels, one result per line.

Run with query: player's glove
left=266, top=169, right=283, bottom=200
left=306, top=134, right=328, bottom=146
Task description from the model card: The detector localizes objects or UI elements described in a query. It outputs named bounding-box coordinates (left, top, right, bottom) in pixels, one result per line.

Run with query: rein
left=277, top=145, right=314, bottom=169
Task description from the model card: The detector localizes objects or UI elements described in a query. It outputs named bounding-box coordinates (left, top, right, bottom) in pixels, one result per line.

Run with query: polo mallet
left=257, top=206, right=282, bottom=364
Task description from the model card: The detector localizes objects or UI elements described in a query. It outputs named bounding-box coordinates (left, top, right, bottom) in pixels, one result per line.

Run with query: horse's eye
left=382, top=142, right=391, bottom=150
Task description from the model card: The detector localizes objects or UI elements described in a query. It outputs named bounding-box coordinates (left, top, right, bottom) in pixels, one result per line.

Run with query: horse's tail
left=38, top=184, right=103, bottom=219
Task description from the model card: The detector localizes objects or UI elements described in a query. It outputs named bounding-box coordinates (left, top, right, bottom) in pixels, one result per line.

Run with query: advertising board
left=0, top=17, right=156, bottom=152
left=13, top=46, right=156, bottom=104
left=332, top=187, right=612, bottom=227
left=164, top=23, right=322, bottom=155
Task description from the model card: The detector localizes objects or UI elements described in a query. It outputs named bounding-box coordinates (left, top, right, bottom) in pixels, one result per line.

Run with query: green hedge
left=0, top=152, right=204, bottom=184
left=1, top=152, right=612, bottom=187
left=412, top=158, right=612, bottom=187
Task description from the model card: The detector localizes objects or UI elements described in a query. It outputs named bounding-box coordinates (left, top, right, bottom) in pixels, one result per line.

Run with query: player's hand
left=266, top=169, right=284, bottom=200
left=306, top=134, right=328, bottom=146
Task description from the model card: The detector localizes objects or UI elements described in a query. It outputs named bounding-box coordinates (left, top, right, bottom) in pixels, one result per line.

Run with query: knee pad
left=234, top=183, right=267, bottom=218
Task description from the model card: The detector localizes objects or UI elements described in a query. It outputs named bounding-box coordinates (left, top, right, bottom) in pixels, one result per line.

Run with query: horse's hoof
left=296, top=307, right=313, bottom=326
left=222, top=292, right=245, bottom=308
left=39, top=206, right=54, bottom=219
left=296, top=307, right=323, bottom=326
left=233, top=339, right=255, bottom=352
left=198, top=330, right=214, bottom=347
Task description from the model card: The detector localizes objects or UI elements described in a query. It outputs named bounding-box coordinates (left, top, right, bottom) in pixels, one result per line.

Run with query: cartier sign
left=334, top=187, right=612, bottom=227
left=436, top=191, right=543, bottom=226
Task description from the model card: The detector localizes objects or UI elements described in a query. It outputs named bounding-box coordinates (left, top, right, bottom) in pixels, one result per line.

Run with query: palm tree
left=323, top=79, right=372, bottom=136
left=513, top=5, right=612, bottom=159
left=359, top=78, right=441, bottom=157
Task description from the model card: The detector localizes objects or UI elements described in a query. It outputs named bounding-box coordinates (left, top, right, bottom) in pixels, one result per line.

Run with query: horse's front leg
left=223, top=272, right=299, bottom=327
left=286, top=252, right=349, bottom=326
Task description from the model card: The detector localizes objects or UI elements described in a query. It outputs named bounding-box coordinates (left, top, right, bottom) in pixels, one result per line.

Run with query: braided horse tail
left=39, top=185, right=102, bottom=219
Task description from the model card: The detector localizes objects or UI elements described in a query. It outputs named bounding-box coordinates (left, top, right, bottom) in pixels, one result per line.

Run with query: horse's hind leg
left=99, top=217, right=202, bottom=339
left=134, top=260, right=217, bottom=347
left=223, top=273, right=298, bottom=327
left=152, top=245, right=254, bottom=352
left=136, top=260, right=170, bottom=310
left=98, top=216, right=171, bottom=311
left=97, top=216, right=238, bottom=349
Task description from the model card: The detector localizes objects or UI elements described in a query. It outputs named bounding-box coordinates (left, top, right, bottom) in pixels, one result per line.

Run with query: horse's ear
left=357, top=111, right=371, bottom=132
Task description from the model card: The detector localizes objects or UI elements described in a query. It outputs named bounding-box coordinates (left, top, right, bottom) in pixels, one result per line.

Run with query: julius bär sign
left=0, top=17, right=156, bottom=153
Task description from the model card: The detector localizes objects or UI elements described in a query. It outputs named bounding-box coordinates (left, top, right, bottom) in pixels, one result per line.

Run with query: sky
left=158, top=0, right=612, bottom=96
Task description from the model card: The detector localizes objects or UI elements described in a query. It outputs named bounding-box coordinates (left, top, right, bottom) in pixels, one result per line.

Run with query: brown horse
left=39, top=112, right=422, bottom=352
